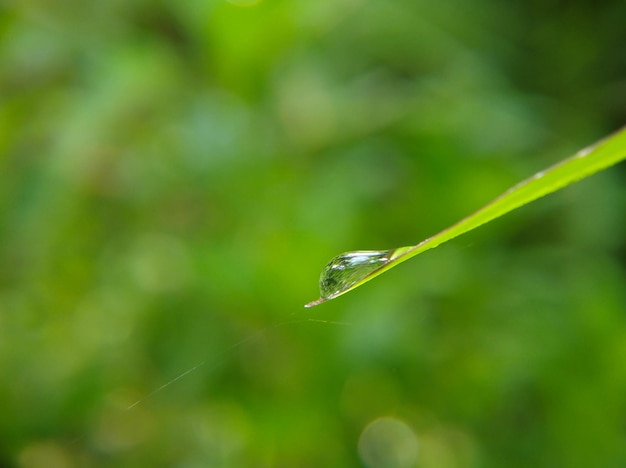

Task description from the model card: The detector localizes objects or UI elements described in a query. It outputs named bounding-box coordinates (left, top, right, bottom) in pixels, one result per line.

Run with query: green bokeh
left=1, top=1, right=625, bottom=467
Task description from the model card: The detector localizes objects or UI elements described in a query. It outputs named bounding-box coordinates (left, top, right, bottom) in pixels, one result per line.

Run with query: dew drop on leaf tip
left=305, top=250, right=392, bottom=308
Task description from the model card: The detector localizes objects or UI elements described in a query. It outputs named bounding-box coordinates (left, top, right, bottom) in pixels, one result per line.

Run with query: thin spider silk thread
left=126, top=318, right=352, bottom=410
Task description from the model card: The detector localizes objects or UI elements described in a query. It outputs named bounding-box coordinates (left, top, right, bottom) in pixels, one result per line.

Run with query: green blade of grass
left=306, top=126, right=626, bottom=308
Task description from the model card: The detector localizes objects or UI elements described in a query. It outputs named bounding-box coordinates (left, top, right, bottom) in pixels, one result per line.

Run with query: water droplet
left=305, top=250, right=392, bottom=308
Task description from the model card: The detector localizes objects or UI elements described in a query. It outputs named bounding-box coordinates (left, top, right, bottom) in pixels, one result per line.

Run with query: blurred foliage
left=1, top=0, right=625, bottom=467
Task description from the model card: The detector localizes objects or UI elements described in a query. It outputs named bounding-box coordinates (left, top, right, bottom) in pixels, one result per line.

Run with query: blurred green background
left=1, top=1, right=626, bottom=467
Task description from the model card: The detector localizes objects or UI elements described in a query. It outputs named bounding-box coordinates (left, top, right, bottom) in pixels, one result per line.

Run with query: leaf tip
left=304, top=297, right=327, bottom=308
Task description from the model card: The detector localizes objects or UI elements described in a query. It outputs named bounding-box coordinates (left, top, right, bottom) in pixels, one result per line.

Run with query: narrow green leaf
left=306, top=126, right=626, bottom=308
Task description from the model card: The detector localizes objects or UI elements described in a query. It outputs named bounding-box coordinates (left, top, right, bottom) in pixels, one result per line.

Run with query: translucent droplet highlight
left=305, top=250, right=392, bottom=308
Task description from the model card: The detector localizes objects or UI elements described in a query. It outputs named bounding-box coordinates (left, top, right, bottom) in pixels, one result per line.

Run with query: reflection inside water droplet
left=319, top=250, right=392, bottom=300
